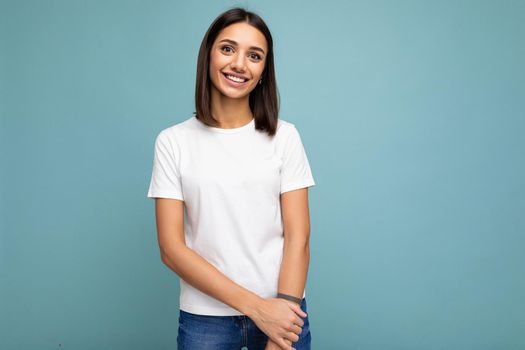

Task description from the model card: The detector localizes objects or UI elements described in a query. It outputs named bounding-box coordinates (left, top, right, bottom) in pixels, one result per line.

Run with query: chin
left=225, top=93, right=249, bottom=99
left=221, top=87, right=254, bottom=99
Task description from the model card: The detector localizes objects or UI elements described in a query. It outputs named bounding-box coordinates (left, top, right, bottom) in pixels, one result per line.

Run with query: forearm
left=161, top=244, right=263, bottom=317
left=277, top=237, right=310, bottom=300
left=265, top=239, right=309, bottom=349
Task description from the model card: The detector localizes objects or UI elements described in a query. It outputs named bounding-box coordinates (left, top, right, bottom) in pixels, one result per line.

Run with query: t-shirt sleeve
left=147, top=130, right=184, bottom=201
left=280, top=125, right=316, bottom=194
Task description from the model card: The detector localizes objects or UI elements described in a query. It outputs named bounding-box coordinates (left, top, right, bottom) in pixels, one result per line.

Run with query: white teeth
left=225, top=74, right=247, bottom=83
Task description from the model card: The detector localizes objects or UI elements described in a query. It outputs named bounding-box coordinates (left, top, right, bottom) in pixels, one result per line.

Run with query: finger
left=283, top=337, right=294, bottom=350
left=291, top=324, right=302, bottom=335
left=285, top=320, right=302, bottom=334
left=285, top=331, right=300, bottom=343
left=294, top=315, right=304, bottom=327
left=290, top=302, right=307, bottom=318
left=283, top=319, right=302, bottom=333
left=277, top=337, right=292, bottom=350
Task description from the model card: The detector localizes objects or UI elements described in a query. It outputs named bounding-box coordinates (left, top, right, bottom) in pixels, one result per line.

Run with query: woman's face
left=209, top=22, right=268, bottom=100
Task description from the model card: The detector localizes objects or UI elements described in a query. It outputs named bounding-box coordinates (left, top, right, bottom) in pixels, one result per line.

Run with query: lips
left=222, top=73, right=250, bottom=87
left=222, top=72, right=249, bottom=83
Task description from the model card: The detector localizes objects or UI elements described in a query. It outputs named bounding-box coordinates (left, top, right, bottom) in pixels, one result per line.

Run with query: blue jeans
left=177, top=298, right=311, bottom=349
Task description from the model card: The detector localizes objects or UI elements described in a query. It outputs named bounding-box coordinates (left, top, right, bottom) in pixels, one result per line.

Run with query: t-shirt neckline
left=194, top=115, right=254, bottom=134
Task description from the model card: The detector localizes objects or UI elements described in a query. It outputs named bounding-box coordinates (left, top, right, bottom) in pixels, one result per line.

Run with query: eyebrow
left=218, top=39, right=266, bottom=55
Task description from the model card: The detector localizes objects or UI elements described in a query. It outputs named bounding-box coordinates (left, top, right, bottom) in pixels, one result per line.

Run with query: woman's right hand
left=249, top=297, right=307, bottom=350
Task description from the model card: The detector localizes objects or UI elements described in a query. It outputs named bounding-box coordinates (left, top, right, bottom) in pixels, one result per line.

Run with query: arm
left=155, top=198, right=263, bottom=317
left=156, top=197, right=306, bottom=350
left=266, top=187, right=312, bottom=349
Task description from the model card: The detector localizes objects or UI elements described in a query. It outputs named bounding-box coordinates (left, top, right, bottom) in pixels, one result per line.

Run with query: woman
left=147, top=7, right=316, bottom=350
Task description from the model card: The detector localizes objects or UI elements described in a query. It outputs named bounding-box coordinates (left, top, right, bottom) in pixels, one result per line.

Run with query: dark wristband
left=277, top=293, right=302, bottom=305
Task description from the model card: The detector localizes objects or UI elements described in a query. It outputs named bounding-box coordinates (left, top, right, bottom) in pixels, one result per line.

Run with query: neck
left=210, top=88, right=253, bottom=128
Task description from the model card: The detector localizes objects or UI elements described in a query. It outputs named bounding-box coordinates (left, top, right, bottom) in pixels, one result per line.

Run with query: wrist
left=277, top=292, right=302, bottom=305
left=238, top=291, right=264, bottom=318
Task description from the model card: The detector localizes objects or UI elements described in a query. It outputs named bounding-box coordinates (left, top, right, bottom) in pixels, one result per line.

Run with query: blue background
left=1, top=0, right=524, bottom=349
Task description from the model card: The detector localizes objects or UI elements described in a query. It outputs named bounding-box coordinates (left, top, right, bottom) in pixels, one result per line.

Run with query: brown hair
left=193, top=7, right=280, bottom=137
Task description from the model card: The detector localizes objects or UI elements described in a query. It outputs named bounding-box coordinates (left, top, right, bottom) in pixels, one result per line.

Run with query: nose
left=230, top=52, right=246, bottom=72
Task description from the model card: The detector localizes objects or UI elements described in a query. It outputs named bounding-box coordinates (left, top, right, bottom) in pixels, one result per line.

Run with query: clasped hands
left=248, top=297, right=306, bottom=350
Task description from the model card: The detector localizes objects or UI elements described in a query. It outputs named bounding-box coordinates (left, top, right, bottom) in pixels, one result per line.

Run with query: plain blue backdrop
left=1, top=0, right=524, bottom=349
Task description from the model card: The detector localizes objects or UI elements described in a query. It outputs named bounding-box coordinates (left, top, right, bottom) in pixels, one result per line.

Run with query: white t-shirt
left=147, top=114, right=316, bottom=316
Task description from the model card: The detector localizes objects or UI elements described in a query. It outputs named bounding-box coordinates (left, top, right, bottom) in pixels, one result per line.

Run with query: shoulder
left=275, top=118, right=306, bottom=145
left=277, top=118, right=295, bottom=130
left=276, top=118, right=299, bottom=137
left=155, top=115, right=197, bottom=142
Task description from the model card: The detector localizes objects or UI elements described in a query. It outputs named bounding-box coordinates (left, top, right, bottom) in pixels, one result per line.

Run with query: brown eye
left=221, top=46, right=234, bottom=53
left=250, top=53, right=262, bottom=61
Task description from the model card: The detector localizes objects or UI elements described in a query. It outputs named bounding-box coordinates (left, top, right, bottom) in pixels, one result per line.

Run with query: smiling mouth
left=222, top=73, right=249, bottom=83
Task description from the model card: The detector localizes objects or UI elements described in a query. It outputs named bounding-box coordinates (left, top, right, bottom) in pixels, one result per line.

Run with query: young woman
left=147, top=7, right=315, bottom=350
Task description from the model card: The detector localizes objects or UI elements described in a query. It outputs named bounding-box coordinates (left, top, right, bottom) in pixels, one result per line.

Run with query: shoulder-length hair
left=194, top=7, right=280, bottom=137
